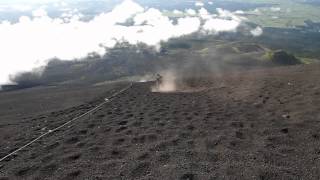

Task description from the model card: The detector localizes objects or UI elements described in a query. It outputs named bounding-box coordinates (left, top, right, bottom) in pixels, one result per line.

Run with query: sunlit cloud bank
left=251, top=26, right=263, bottom=37
left=0, top=0, right=260, bottom=85
left=202, top=8, right=243, bottom=33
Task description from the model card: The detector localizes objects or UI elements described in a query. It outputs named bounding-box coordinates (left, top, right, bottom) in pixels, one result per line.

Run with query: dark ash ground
left=0, top=64, right=320, bottom=180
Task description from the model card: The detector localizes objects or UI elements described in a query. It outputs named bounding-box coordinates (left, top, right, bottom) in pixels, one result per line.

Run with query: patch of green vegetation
left=261, top=51, right=273, bottom=61
left=197, top=48, right=209, bottom=54
left=229, top=0, right=320, bottom=28
left=161, top=0, right=320, bottom=29
left=299, top=57, right=319, bottom=64
left=260, top=50, right=313, bottom=65
left=232, top=47, right=241, bottom=53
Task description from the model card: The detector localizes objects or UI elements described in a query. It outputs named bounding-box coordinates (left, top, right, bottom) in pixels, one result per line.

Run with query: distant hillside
left=6, top=38, right=307, bottom=91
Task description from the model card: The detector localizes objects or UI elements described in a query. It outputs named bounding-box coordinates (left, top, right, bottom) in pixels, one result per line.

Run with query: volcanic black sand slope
left=0, top=64, right=320, bottom=179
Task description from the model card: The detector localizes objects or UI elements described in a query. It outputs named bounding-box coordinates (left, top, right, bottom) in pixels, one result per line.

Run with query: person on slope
left=155, top=74, right=163, bottom=89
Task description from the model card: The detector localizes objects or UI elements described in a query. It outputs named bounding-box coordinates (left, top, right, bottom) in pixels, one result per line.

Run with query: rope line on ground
left=0, top=83, right=133, bottom=163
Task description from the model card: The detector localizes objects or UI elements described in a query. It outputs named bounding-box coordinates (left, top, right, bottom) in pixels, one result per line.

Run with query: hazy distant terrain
left=2, top=0, right=320, bottom=27
left=9, top=33, right=318, bottom=89
left=1, top=0, right=320, bottom=89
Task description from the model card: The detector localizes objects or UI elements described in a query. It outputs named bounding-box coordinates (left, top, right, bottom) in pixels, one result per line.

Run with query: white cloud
left=198, top=7, right=211, bottom=20
left=173, top=9, right=183, bottom=15
left=185, top=8, right=196, bottom=15
left=253, top=8, right=261, bottom=15
left=270, top=7, right=281, bottom=12
left=198, top=7, right=209, bottom=15
left=32, top=8, right=47, bottom=17
left=208, top=1, right=213, bottom=5
left=0, top=0, right=253, bottom=85
left=60, top=1, right=68, bottom=7
left=203, top=18, right=240, bottom=33
left=217, top=8, right=241, bottom=21
left=195, top=1, right=204, bottom=7
left=202, top=8, right=242, bottom=33
left=250, top=26, right=263, bottom=36
left=234, top=10, right=244, bottom=15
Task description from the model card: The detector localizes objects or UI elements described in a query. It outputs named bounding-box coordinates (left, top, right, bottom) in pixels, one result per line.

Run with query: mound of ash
left=271, top=50, right=301, bottom=65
